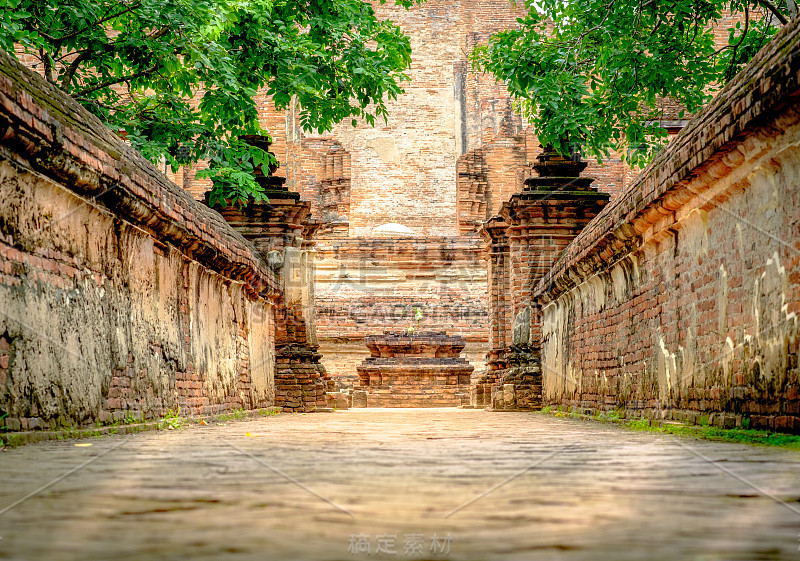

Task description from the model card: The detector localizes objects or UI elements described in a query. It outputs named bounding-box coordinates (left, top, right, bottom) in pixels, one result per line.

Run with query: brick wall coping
left=535, top=17, right=800, bottom=302
left=0, top=49, right=278, bottom=297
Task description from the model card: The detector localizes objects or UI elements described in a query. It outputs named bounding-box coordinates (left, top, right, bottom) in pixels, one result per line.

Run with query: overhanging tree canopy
left=473, top=0, right=796, bottom=167
left=1, top=0, right=421, bottom=206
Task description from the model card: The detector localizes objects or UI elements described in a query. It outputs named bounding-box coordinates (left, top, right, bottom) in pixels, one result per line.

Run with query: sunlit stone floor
left=0, top=408, right=799, bottom=560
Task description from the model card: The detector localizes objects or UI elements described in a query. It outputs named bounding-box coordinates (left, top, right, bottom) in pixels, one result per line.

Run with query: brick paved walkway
left=1, top=409, right=799, bottom=560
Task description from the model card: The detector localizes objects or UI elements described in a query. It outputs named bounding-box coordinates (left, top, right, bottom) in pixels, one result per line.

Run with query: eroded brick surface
left=315, top=236, right=489, bottom=389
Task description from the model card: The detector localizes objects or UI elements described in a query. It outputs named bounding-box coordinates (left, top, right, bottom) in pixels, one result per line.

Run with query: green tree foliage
left=1, top=0, right=421, bottom=206
left=473, top=0, right=795, bottom=167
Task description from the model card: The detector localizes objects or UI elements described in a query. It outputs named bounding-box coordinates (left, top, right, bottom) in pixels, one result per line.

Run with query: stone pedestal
left=355, top=332, right=474, bottom=407
left=476, top=147, right=609, bottom=410
left=208, top=135, right=330, bottom=412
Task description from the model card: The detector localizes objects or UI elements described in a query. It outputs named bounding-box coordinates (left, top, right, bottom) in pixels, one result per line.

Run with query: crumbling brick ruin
left=230, top=0, right=699, bottom=399
left=356, top=331, right=473, bottom=407
left=0, top=48, right=327, bottom=432
left=475, top=149, right=610, bottom=410
left=1, top=2, right=799, bottom=434
left=207, top=135, right=329, bottom=413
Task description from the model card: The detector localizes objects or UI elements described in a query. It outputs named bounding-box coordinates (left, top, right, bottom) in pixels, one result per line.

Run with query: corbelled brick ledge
left=0, top=50, right=278, bottom=297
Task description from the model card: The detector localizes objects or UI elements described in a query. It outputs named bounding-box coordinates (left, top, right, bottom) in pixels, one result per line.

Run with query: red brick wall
left=536, top=19, right=800, bottom=432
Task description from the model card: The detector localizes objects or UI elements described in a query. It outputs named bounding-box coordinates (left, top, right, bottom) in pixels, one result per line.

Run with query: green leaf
left=472, top=0, right=786, bottom=167
left=3, top=0, right=421, bottom=206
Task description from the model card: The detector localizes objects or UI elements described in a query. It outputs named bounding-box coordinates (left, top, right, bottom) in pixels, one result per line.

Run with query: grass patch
left=0, top=433, right=24, bottom=448
left=217, top=407, right=280, bottom=421
left=214, top=409, right=248, bottom=422
left=626, top=420, right=800, bottom=449
left=541, top=408, right=800, bottom=450
left=258, top=408, right=281, bottom=416
left=0, top=406, right=282, bottom=448
left=157, top=408, right=185, bottom=431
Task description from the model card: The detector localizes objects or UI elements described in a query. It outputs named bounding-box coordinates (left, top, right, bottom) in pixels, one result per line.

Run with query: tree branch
left=721, top=3, right=750, bottom=80
left=577, top=1, right=615, bottom=42
left=23, top=20, right=59, bottom=44
left=39, top=48, right=55, bottom=84
left=54, top=47, right=91, bottom=63
left=148, top=26, right=171, bottom=40
left=60, top=51, right=93, bottom=92
left=754, top=0, right=789, bottom=24
left=56, top=2, right=143, bottom=42
left=73, top=64, right=159, bottom=97
left=714, top=2, right=751, bottom=57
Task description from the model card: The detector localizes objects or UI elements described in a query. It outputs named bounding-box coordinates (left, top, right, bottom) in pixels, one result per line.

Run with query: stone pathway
left=0, top=409, right=799, bottom=560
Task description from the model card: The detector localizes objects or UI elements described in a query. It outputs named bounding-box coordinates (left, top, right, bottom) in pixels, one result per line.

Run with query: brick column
left=209, top=136, right=329, bottom=412
left=479, top=148, right=609, bottom=410
left=474, top=216, right=510, bottom=407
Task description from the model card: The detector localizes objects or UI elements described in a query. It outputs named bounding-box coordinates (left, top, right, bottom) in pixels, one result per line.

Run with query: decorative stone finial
left=238, top=134, right=293, bottom=195
left=533, top=145, right=587, bottom=177
left=524, top=145, right=595, bottom=192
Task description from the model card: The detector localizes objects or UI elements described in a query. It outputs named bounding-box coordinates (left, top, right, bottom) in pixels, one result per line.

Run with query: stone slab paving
left=0, top=409, right=799, bottom=561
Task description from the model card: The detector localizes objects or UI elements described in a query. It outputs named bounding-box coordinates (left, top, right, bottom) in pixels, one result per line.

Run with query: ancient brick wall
left=0, top=51, right=281, bottom=431
left=536, top=18, right=800, bottom=432
left=50, top=0, right=741, bottom=396
left=266, top=0, right=530, bottom=238
left=275, top=1, right=534, bottom=386
left=168, top=1, right=740, bottom=393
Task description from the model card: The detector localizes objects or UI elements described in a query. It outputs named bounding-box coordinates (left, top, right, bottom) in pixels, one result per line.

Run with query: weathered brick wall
left=536, top=18, right=800, bottom=432
left=0, top=51, right=280, bottom=431
left=48, top=1, right=742, bottom=397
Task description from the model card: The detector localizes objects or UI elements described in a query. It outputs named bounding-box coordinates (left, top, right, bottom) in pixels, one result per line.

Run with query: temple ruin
left=0, top=3, right=799, bottom=435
